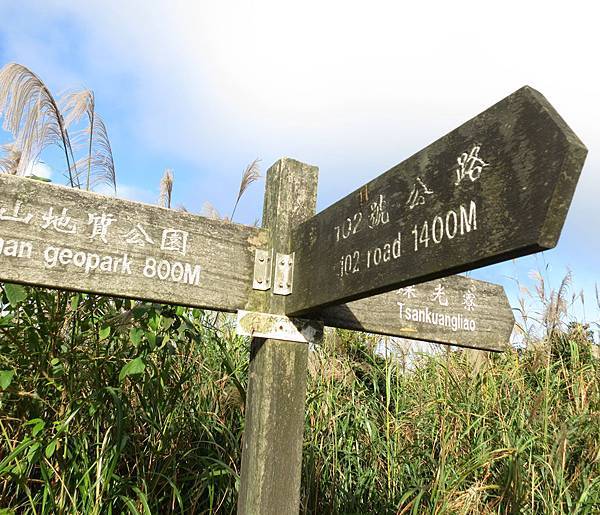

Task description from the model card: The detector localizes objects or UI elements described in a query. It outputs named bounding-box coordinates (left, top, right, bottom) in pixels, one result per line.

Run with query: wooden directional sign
left=316, top=274, right=514, bottom=352
left=287, top=86, right=587, bottom=315
left=0, top=173, right=267, bottom=311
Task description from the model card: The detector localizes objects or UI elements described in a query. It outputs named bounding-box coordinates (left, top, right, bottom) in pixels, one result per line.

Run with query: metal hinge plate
left=236, top=310, right=323, bottom=343
left=273, top=252, right=294, bottom=296
left=253, top=249, right=272, bottom=291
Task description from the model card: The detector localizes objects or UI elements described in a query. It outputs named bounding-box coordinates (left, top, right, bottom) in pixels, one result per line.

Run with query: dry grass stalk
left=231, top=158, right=261, bottom=220
left=72, top=118, right=116, bottom=193
left=63, top=89, right=116, bottom=193
left=0, top=142, right=21, bottom=174
left=0, top=62, right=78, bottom=185
left=159, top=168, right=174, bottom=208
left=201, top=201, right=221, bottom=220
left=544, top=270, right=572, bottom=337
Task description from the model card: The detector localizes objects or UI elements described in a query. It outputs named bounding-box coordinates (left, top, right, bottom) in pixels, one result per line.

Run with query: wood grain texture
left=245, top=158, right=319, bottom=314
left=238, top=158, right=319, bottom=515
left=316, top=275, right=514, bottom=352
left=287, top=86, right=587, bottom=315
left=238, top=337, right=309, bottom=515
left=0, top=174, right=267, bottom=312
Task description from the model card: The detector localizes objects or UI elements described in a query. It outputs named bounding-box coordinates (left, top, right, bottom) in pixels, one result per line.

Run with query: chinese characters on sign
left=406, top=177, right=433, bottom=210
left=455, top=145, right=489, bottom=186
left=0, top=195, right=202, bottom=289
left=396, top=282, right=477, bottom=311
left=42, top=208, right=77, bottom=234
left=394, top=281, right=480, bottom=333
left=88, top=213, right=115, bottom=243
left=368, top=194, right=390, bottom=228
left=123, top=224, right=154, bottom=246
left=431, top=283, right=449, bottom=306
left=0, top=199, right=192, bottom=257
left=160, top=229, right=189, bottom=255
left=0, top=200, right=33, bottom=224
left=397, top=285, right=417, bottom=299
left=463, top=285, right=477, bottom=311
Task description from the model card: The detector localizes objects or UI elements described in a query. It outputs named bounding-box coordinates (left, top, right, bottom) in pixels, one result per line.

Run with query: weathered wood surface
left=316, top=275, right=514, bottom=351
left=0, top=173, right=267, bottom=312
left=287, top=86, right=587, bottom=315
left=237, top=311, right=324, bottom=343
left=238, top=158, right=320, bottom=515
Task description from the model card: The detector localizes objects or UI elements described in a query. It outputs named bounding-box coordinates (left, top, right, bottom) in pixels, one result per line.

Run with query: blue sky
left=1, top=1, right=598, bottom=338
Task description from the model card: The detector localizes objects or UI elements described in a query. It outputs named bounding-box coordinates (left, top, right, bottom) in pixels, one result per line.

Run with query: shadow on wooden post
left=238, top=158, right=319, bottom=514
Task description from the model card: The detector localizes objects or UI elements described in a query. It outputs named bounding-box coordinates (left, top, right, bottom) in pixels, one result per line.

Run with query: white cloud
left=6, top=1, right=597, bottom=164
left=24, top=160, right=52, bottom=179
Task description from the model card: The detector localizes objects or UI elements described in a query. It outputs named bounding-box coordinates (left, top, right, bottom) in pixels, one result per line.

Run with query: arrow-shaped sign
left=316, top=274, right=514, bottom=351
left=287, top=86, right=587, bottom=315
left=0, top=173, right=266, bottom=312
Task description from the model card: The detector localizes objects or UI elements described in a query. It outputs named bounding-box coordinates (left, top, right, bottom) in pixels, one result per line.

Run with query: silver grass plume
left=528, top=269, right=572, bottom=337
left=63, top=89, right=116, bottom=193
left=545, top=270, right=572, bottom=336
left=201, top=201, right=221, bottom=220
left=0, top=62, right=78, bottom=185
left=88, top=117, right=116, bottom=193
left=231, top=158, right=261, bottom=220
left=159, top=168, right=174, bottom=208
left=0, top=142, right=21, bottom=174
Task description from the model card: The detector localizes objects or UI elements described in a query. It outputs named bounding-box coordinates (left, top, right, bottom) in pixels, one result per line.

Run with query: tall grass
left=0, top=289, right=246, bottom=513
left=1, top=283, right=598, bottom=513
left=303, top=328, right=599, bottom=514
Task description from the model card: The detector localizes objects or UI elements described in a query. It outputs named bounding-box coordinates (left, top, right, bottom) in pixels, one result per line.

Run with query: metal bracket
left=273, top=252, right=294, bottom=296
left=236, top=310, right=323, bottom=343
left=253, top=249, right=272, bottom=291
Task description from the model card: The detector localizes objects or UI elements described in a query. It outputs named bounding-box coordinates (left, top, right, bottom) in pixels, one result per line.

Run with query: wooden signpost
left=0, top=173, right=513, bottom=352
left=0, top=173, right=266, bottom=312
left=287, top=86, right=587, bottom=315
left=0, top=85, right=587, bottom=514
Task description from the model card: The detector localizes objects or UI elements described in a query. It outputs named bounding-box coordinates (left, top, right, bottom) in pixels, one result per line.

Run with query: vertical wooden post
left=238, top=158, right=319, bottom=515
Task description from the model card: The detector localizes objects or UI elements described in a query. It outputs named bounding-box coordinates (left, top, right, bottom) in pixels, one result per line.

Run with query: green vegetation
left=1, top=284, right=598, bottom=514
